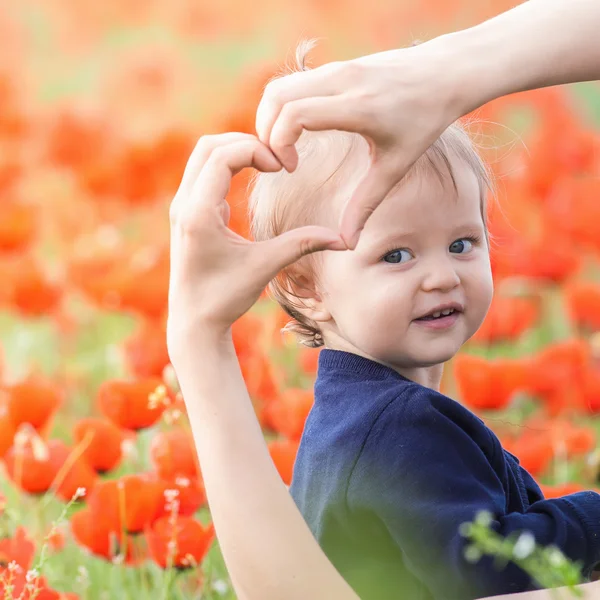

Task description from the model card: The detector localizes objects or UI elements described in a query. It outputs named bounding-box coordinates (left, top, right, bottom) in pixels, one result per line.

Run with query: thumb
left=339, top=158, right=405, bottom=249
left=255, top=226, right=347, bottom=281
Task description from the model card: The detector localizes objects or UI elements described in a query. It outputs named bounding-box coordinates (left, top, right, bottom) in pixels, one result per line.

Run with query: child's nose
left=420, top=256, right=460, bottom=292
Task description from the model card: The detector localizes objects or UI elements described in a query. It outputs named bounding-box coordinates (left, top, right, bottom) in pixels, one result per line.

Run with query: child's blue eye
left=383, top=249, right=412, bottom=264
left=449, top=238, right=475, bottom=254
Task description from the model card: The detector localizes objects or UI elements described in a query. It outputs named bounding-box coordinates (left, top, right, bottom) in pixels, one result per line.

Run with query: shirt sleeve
left=507, top=450, right=546, bottom=506
left=346, top=388, right=600, bottom=600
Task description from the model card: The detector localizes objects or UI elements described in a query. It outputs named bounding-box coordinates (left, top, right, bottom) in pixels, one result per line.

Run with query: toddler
left=248, top=48, right=600, bottom=600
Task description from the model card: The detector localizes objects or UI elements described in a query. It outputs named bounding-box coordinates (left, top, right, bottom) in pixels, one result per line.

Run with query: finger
left=338, top=159, right=405, bottom=250
left=255, top=225, right=347, bottom=282
left=268, top=96, right=364, bottom=172
left=191, top=139, right=282, bottom=209
left=178, top=132, right=257, bottom=196
left=255, top=64, right=342, bottom=147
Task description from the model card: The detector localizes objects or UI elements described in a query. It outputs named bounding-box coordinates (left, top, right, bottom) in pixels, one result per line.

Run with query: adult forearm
left=446, top=0, right=600, bottom=116
left=173, top=331, right=358, bottom=600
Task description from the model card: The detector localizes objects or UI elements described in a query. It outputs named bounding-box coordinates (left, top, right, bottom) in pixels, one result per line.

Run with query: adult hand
left=255, top=39, right=463, bottom=249
left=167, top=132, right=346, bottom=359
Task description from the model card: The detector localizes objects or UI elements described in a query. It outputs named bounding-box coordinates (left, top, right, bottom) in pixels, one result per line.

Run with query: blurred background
left=0, top=0, right=599, bottom=598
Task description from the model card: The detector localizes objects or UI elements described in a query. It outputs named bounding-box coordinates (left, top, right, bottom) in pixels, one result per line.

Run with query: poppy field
left=0, top=0, right=600, bottom=598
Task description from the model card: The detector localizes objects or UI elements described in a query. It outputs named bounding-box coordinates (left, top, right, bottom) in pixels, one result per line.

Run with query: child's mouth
left=416, top=308, right=456, bottom=321
left=414, top=308, right=461, bottom=329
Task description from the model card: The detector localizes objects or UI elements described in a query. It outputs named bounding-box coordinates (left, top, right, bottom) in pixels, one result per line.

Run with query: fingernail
left=326, top=238, right=348, bottom=251
left=265, top=153, right=283, bottom=171
left=351, top=228, right=364, bottom=249
left=280, top=147, right=298, bottom=172
left=341, top=232, right=357, bottom=251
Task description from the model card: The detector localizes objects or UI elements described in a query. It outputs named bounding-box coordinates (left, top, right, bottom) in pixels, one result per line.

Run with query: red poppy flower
left=70, top=506, right=140, bottom=564
left=453, top=354, right=527, bottom=411
left=581, top=365, right=600, bottom=414
left=66, top=240, right=131, bottom=311
left=98, top=378, right=171, bottom=431
left=232, top=312, right=265, bottom=359
left=86, top=475, right=165, bottom=535
left=502, top=432, right=554, bottom=477
left=0, top=200, right=37, bottom=254
left=239, top=350, right=281, bottom=426
left=523, top=416, right=596, bottom=458
left=151, top=475, right=207, bottom=519
left=525, top=339, right=590, bottom=414
left=46, top=527, right=66, bottom=553
left=545, top=177, right=600, bottom=255
left=111, top=131, right=194, bottom=206
left=564, top=280, right=600, bottom=332
left=146, top=516, right=214, bottom=569
left=149, top=428, right=200, bottom=481
left=265, top=388, right=314, bottom=441
left=267, top=438, right=300, bottom=486
left=124, top=321, right=170, bottom=379
left=538, top=482, right=588, bottom=499
left=0, top=569, right=62, bottom=600
left=473, top=295, right=539, bottom=344
left=9, top=257, right=63, bottom=317
left=4, top=435, right=97, bottom=500
left=488, top=188, right=581, bottom=283
left=45, top=106, right=115, bottom=171
left=73, top=417, right=124, bottom=474
left=3, top=374, right=64, bottom=433
left=71, top=505, right=116, bottom=559
left=116, top=246, right=169, bottom=320
left=0, top=404, right=17, bottom=458
left=525, top=118, right=597, bottom=198
left=0, top=527, right=35, bottom=569
left=298, top=346, right=320, bottom=376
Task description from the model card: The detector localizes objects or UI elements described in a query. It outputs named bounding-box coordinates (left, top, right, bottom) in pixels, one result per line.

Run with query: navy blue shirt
left=290, top=349, right=600, bottom=600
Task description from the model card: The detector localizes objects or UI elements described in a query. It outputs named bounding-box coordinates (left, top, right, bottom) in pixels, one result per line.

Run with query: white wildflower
left=7, top=561, right=20, bottom=573
left=121, top=438, right=138, bottom=461
left=548, top=547, right=567, bottom=567
left=464, top=545, right=482, bottom=564
left=212, top=580, right=229, bottom=595
left=513, top=532, right=536, bottom=560
left=25, top=569, right=39, bottom=583
left=112, top=554, right=125, bottom=565
left=474, top=510, right=493, bottom=527
left=76, top=565, right=89, bottom=587
left=164, top=488, right=179, bottom=503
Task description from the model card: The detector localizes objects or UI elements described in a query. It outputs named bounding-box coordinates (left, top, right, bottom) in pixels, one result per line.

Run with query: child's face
left=314, top=159, right=493, bottom=376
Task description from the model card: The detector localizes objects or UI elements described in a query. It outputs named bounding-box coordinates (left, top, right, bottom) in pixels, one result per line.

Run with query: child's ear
left=289, top=271, right=332, bottom=325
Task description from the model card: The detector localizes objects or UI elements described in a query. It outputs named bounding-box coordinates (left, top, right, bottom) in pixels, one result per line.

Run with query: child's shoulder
left=314, top=349, right=491, bottom=446
left=340, top=374, right=498, bottom=472
left=347, top=381, right=501, bottom=494
left=369, top=376, right=490, bottom=441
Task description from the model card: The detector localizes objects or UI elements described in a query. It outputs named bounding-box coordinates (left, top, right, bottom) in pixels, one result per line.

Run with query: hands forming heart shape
left=166, top=2, right=600, bottom=598
left=167, top=37, right=465, bottom=352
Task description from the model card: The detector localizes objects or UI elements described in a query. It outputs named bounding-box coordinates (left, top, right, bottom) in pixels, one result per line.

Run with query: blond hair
left=249, top=42, right=493, bottom=349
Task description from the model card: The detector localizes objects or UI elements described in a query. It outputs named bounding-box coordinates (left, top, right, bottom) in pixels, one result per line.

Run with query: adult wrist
left=167, top=320, right=235, bottom=371
left=433, top=27, right=513, bottom=121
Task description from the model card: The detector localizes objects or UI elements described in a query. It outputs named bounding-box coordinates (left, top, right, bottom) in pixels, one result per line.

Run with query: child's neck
left=322, top=337, right=444, bottom=391
left=397, top=363, right=444, bottom=391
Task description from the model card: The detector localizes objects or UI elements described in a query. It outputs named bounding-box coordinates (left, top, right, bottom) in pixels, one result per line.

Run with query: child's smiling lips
left=413, top=302, right=464, bottom=330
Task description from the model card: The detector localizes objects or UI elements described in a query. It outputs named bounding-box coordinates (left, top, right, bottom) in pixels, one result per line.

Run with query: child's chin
left=414, top=345, right=461, bottom=367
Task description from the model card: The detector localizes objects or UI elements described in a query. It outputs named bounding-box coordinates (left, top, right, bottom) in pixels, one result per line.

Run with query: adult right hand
left=255, top=37, right=466, bottom=249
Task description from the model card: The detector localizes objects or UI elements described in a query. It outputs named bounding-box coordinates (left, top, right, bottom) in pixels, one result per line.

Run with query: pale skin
left=299, top=159, right=493, bottom=391
left=256, top=0, right=600, bottom=249
left=167, top=0, right=600, bottom=598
